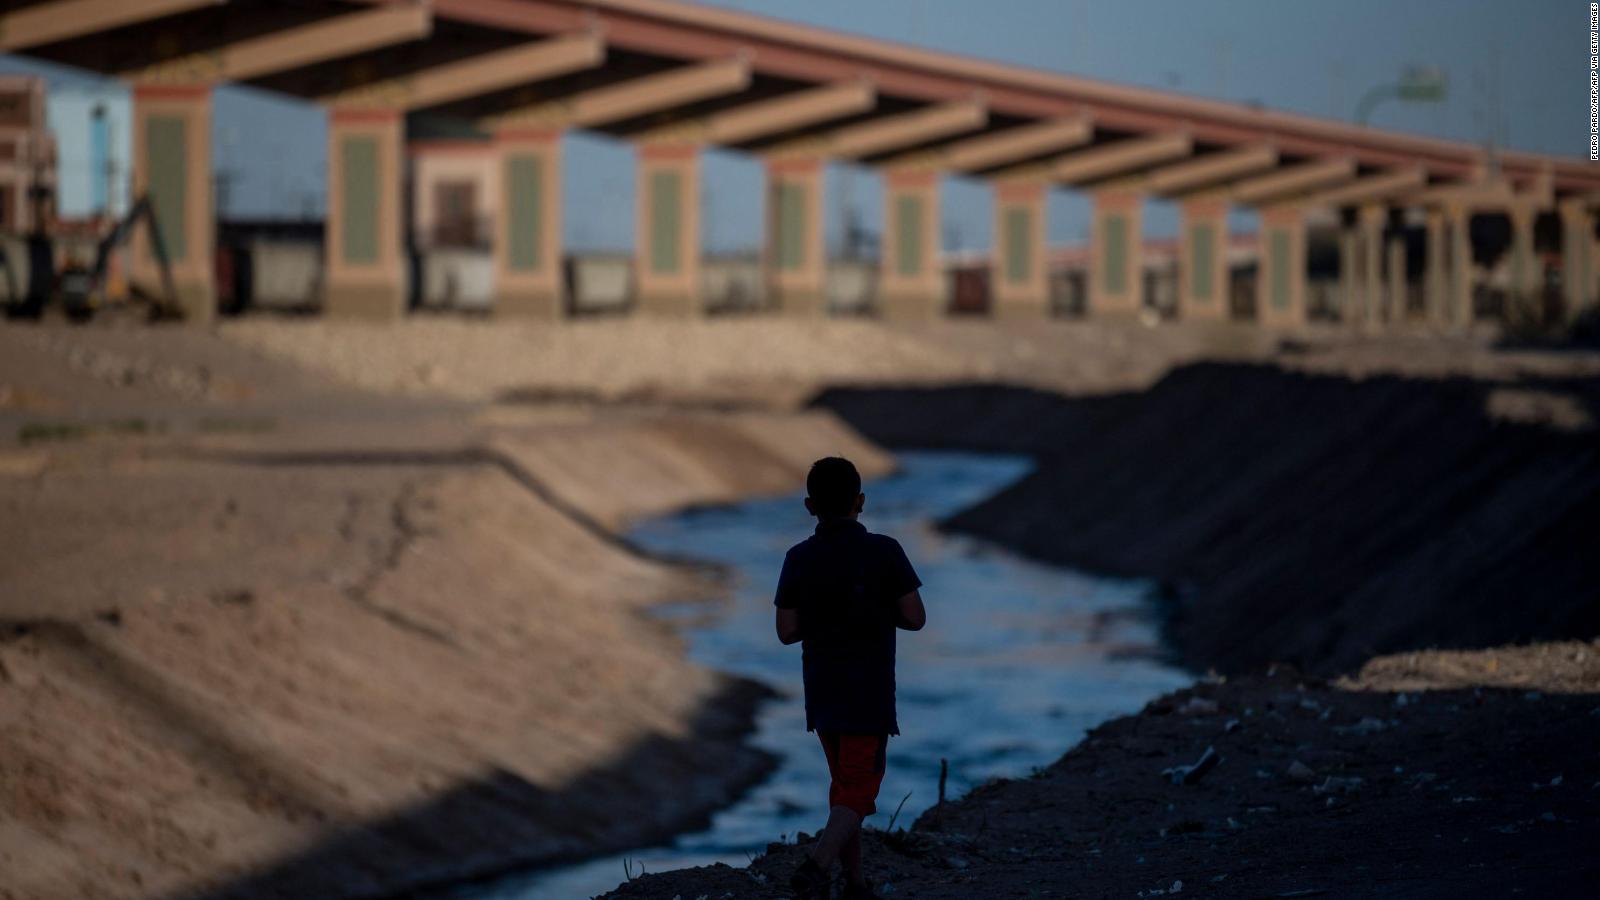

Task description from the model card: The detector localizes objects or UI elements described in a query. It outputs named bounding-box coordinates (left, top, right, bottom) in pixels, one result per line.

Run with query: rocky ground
left=603, top=642, right=1600, bottom=899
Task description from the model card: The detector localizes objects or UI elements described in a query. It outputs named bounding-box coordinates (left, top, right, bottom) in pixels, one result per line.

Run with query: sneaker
left=841, top=881, right=881, bottom=900
left=788, top=857, right=830, bottom=899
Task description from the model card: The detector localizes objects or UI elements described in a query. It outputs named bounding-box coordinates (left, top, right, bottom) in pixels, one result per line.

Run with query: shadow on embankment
left=814, top=362, right=1600, bottom=677
left=164, top=674, right=774, bottom=900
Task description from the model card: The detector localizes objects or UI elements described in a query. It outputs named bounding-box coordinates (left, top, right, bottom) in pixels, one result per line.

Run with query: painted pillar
left=325, top=108, right=406, bottom=319
left=635, top=140, right=701, bottom=316
left=879, top=165, right=942, bottom=321
left=493, top=128, right=563, bottom=319
left=1385, top=210, right=1409, bottom=323
left=990, top=177, right=1049, bottom=319
left=764, top=155, right=826, bottom=316
left=1508, top=203, right=1538, bottom=318
left=1337, top=213, right=1360, bottom=325
left=1357, top=203, right=1385, bottom=326
left=1559, top=200, right=1597, bottom=321
left=1445, top=203, right=1474, bottom=327
left=1424, top=208, right=1448, bottom=326
left=1088, top=188, right=1142, bottom=317
left=1177, top=196, right=1228, bottom=320
left=130, top=84, right=214, bottom=324
left=1256, top=204, right=1307, bottom=328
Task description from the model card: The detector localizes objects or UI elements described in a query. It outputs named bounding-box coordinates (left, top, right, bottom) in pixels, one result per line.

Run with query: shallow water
left=469, top=451, right=1192, bottom=899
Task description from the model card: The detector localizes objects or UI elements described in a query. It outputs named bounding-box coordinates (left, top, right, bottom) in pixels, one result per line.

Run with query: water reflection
left=473, top=452, right=1192, bottom=899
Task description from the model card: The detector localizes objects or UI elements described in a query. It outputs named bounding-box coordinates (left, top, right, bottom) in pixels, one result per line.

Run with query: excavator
left=2, top=193, right=181, bottom=321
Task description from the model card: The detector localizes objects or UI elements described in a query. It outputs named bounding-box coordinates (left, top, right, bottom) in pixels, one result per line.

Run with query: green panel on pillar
left=896, top=194, right=923, bottom=277
left=1004, top=206, right=1032, bottom=284
left=1190, top=221, right=1215, bottom=302
left=1103, top=213, right=1127, bottom=295
left=1270, top=227, right=1291, bottom=309
left=146, top=115, right=187, bottom=263
left=650, top=169, right=682, bottom=275
left=776, top=181, right=806, bottom=271
left=341, top=135, right=379, bottom=266
left=506, top=154, right=543, bottom=272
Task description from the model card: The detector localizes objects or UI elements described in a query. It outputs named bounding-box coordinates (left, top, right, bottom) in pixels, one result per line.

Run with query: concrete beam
left=705, top=80, right=876, bottom=144
left=489, top=56, right=752, bottom=130
left=825, top=100, right=987, bottom=159
left=119, top=4, right=434, bottom=84
left=1051, top=133, right=1192, bottom=185
left=1232, top=157, right=1355, bottom=205
left=324, top=31, right=606, bottom=111
left=1148, top=145, right=1277, bottom=195
left=943, top=117, right=1092, bottom=171
left=0, top=0, right=220, bottom=51
left=1299, top=167, right=1426, bottom=209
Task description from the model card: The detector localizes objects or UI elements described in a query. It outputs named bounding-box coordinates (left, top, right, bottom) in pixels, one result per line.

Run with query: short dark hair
left=806, top=456, right=861, bottom=518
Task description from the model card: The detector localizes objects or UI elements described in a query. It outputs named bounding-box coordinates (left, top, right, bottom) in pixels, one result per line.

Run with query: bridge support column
left=1177, top=197, right=1228, bottom=320
left=991, top=177, right=1048, bottom=319
left=1355, top=204, right=1385, bottom=327
left=1444, top=203, right=1474, bottom=327
left=131, top=84, right=214, bottom=324
left=635, top=140, right=701, bottom=316
left=880, top=165, right=942, bottom=321
left=1559, top=199, right=1597, bottom=321
left=1256, top=204, right=1306, bottom=328
left=1386, top=210, right=1409, bottom=323
left=493, top=128, right=564, bottom=319
left=325, top=108, right=406, bottom=319
left=1508, top=203, right=1538, bottom=321
left=1088, top=188, right=1141, bottom=317
left=764, top=156, right=826, bottom=316
left=1337, top=211, right=1359, bottom=324
left=1425, top=208, right=1447, bottom=325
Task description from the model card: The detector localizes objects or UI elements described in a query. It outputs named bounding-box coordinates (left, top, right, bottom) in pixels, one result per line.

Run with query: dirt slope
left=0, top=409, right=888, bottom=900
left=815, top=362, right=1600, bottom=676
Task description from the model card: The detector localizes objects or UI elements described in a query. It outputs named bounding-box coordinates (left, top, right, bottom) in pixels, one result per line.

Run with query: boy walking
left=774, top=457, right=927, bottom=900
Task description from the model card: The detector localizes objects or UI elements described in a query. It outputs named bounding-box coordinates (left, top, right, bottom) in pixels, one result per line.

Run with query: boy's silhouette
left=775, top=457, right=926, bottom=900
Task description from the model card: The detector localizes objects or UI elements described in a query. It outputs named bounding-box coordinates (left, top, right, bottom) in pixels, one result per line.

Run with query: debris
left=1224, top=718, right=1241, bottom=733
left=1286, top=760, right=1317, bottom=783
left=1162, top=746, right=1220, bottom=785
left=1333, top=716, right=1391, bottom=736
left=1172, top=880, right=1184, bottom=893
left=1313, top=776, right=1364, bottom=796
left=1178, top=697, right=1219, bottom=716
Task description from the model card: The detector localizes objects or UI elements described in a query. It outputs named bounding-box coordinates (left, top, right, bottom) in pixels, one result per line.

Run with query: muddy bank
left=605, top=642, right=1600, bottom=899
left=815, top=362, right=1600, bottom=676
left=0, top=409, right=889, bottom=900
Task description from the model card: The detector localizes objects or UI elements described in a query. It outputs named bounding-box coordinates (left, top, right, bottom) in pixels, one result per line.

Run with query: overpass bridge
left=6, top=0, right=1597, bottom=326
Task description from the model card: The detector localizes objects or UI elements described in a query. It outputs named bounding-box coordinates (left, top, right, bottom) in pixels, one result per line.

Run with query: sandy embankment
left=0, top=394, right=890, bottom=899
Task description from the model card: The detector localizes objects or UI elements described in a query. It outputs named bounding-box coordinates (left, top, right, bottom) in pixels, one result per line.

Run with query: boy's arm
left=894, top=589, right=926, bottom=631
left=775, top=606, right=804, bottom=644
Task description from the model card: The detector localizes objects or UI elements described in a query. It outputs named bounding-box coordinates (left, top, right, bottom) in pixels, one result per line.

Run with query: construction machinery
left=1, top=194, right=180, bottom=321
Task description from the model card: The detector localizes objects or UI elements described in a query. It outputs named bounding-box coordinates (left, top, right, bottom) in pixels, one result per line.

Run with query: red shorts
left=817, top=731, right=889, bottom=818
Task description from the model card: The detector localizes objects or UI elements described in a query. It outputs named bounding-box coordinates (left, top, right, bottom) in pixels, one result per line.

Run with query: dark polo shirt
left=774, top=519, right=922, bottom=736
